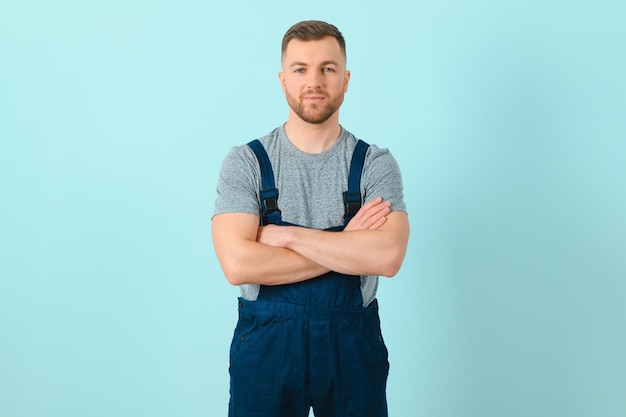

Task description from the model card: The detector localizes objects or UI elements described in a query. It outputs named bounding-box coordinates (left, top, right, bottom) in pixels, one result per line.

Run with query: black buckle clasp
left=343, top=191, right=362, bottom=222
left=260, top=188, right=281, bottom=224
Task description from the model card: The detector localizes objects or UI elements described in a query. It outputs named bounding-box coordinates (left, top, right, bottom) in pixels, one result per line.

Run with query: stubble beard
left=286, top=90, right=344, bottom=125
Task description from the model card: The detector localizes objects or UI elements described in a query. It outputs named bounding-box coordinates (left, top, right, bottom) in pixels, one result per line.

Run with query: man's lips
left=303, top=94, right=326, bottom=101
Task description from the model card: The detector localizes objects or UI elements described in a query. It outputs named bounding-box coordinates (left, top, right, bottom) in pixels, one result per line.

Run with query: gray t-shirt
left=213, top=125, right=406, bottom=306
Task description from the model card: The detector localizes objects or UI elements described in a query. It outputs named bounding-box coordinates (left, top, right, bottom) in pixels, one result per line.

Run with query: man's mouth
left=303, top=94, right=326, bottom=102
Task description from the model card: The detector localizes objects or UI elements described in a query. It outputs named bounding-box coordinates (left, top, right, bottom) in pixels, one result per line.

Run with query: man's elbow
left=376, top=214, right=409, bottom=278
left=225, top=273, right=244, bottom=286
left=219, top=260, right=248, bottom=286
left=378, top=260, right=403, bottom=278
left=378, top=248, right=406, bottom=278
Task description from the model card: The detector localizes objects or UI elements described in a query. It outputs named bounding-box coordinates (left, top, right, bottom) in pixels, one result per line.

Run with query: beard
left=285, top=89, right=344, bottom=124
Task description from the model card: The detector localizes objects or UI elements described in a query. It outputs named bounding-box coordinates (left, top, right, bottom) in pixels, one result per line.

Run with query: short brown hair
left=281, top=20, right=346, bottom=59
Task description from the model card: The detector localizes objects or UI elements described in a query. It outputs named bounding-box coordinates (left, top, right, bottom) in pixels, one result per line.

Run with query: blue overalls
left=228, top=139, right=389, bottom=417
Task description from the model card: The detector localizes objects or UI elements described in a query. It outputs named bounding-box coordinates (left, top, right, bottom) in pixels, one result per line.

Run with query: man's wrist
left=282, top=226, right=300, bottom=249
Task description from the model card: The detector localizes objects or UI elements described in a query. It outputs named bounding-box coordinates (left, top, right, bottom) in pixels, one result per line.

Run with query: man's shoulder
left=340, top=129, right=391, bottom=159
left=255, top=126, right=282, bottom=147
left=223, top=127, right=282, bottom=161
left=341, top=127, right=387, bottom=152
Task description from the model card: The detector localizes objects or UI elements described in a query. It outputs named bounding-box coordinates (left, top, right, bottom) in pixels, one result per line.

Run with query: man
left=212, top=20, right=409, bottom=417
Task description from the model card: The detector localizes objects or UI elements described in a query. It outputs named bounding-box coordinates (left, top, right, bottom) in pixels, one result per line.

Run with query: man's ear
left=278, top=71, right=286, bottom=93
left=344, top=69, right=351, bottom=93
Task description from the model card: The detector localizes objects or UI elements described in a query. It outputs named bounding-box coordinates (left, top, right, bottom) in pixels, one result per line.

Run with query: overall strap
left=343, top=139, right=370, bottom=225
left=248, top=139, right=282, bottom=225
left=248, top=138, right=370, bottom=227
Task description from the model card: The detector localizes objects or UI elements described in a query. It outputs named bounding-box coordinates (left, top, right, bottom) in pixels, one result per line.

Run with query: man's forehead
left=282, top=37, right=345, bottom=65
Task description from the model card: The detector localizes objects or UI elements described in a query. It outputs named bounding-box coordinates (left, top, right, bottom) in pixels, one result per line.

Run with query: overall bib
left=228, top=140, right=389, bottom=417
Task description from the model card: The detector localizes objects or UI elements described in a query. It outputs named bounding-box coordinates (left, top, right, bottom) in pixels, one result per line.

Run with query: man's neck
left=283, top=114, right=342, bottom=154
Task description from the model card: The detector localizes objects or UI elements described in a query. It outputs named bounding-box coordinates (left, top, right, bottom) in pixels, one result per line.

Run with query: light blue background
left=1, top=1, right=625, bottom=416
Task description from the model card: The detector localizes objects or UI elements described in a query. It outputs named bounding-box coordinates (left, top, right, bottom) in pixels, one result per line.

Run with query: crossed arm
left=212, top=197, right=409, bottom=286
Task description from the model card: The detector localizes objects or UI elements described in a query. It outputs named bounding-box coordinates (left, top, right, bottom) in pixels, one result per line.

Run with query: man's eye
left=323, top=67, right=335, bottom=73
left=294, top=68, right=305, bottom=73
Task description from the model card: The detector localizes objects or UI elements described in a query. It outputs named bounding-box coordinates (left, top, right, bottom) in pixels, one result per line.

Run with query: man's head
left=281, top=20, right=346, bottom=63
left=279, top=21, right=350, bottom=125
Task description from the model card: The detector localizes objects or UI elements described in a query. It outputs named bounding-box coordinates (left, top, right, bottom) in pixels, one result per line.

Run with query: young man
left=212, top=20, right=409, bottom=417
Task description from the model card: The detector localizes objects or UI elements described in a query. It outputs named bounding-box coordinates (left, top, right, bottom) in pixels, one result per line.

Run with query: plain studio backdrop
left=1, top=1, right=625, bottom=416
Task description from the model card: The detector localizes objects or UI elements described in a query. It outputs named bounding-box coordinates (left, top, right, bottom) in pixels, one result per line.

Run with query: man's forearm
left=213, top=199, right=399, bottom=286
left=212, top=213, right=329, bottom=286
left=218, top=238, right=329, bottom=286
left=258, top=211, right=409, bottom=277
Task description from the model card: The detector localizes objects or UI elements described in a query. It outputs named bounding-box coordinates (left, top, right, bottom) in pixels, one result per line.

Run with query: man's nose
left=305, top=71, right=323, bottom=88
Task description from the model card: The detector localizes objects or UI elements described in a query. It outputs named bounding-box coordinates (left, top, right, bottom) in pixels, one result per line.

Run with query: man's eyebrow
left=289, top=60, right=340, bottom=68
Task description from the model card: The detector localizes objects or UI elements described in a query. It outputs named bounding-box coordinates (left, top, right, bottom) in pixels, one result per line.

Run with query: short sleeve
left=212, top=145, right=261, bottom=219
left=361, top=145, right=407, bottom=213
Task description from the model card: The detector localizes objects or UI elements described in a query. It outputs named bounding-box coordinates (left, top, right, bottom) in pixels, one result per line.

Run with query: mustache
left=301, top=90, right=327, bottom=98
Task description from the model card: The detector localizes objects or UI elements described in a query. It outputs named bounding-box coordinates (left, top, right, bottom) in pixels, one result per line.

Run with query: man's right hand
left=344, top=197, right=391, bottom=232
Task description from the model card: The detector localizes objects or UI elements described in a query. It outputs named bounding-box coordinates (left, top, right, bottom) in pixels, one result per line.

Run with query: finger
left=369, top=215, right=388, bottom=230
left=367, top=201, right=391, bottom=217
left=364, top=208, right=390, bottom=229
left=345, top=200, right=390, bottom=231
left=353, top=198, right=388, bottom=219
left=356, top=201, right=390, bottom=224
left=360, top=196, right=383, bottom=209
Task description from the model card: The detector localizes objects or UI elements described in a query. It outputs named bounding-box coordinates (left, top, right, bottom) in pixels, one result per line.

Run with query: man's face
left=279, top=37, right=350, bottom=125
